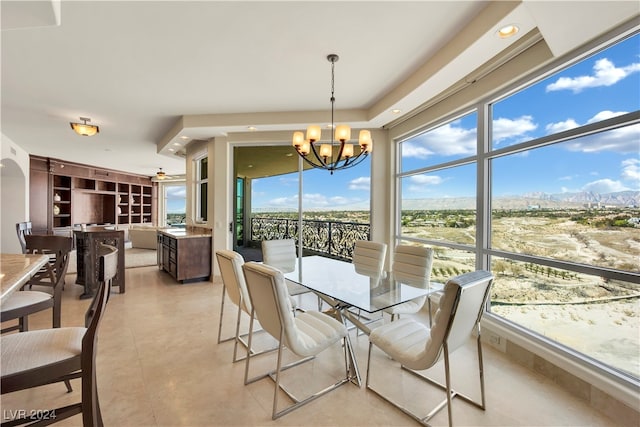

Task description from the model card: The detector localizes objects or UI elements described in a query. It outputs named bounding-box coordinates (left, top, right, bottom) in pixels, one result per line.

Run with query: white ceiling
left=2, top=1, right=638, bottom=178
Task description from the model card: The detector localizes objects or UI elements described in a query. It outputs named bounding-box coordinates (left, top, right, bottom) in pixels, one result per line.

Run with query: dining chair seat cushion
left=369, top=318, right=432, bottom=370
left=287, top=311, right=347, bottom=357
left=371, top=278, right=459, bottom=371
left=384, top=296, right=426, bottom=315
left=1, top=291, right=52, bottom=312
left=1, top=327, right=86, bottom=376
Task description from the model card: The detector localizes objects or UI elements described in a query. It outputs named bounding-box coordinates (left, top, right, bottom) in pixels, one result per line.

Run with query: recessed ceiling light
left=247, top=164, right=253, bottom=168
left=179, top=136, right=189, bottom=140
left=391, top=109, right=402, bottom=114
left=248, top=126, right=257, bottom=131
left=173, top=142, right=181, bottom=146
left=497, top=24, right=519, bottom=38
left=286, top=153, right=293, bottom=157
left=169, top=148, right=175, bottom=152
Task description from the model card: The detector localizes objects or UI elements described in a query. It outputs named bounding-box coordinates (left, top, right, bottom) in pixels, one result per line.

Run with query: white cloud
left=564, top=121, right=640, bottom=154
left=547, top=111, right=629, bottom=136
left=493, top=116, right=537, bottom=144
left=264, top=193, right=364, bottom=209
left=621, top=158, right=640, bottom=183
left=267, top=195, right=297, bottom=207
left=410, top=175, right=443, bottom=185
left=545, top=118, right=580, bottom=134
left=546, top=58, right=640, bottom=93
left=581, top=178, right=629, bottom=193
left=402, top=121, right=476, bottom=158
left=404, top=174, right=444, bottom=196
left=165, top=186, right=186, bottom=198
left=348, top=176, right=370, bottom=191
left=586, top=110, right=627, bottom=123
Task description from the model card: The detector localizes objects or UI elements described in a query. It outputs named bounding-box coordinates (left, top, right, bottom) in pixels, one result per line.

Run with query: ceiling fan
left=151, top=168, right=183, bottom=182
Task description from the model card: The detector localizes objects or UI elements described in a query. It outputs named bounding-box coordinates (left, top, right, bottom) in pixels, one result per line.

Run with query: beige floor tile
left=1, top=266, right=630, bottom=426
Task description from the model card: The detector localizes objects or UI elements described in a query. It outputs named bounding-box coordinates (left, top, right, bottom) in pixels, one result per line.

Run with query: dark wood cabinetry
left=29, top=156, right=157, bottom=235
left=158, top=230, right=212, bottom=283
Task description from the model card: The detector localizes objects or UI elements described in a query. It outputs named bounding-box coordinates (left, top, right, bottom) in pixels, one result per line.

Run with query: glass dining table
left=282, top=255, right=434, bottom=386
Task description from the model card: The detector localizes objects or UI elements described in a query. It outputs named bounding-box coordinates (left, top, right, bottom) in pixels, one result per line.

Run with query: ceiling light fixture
left=292, top=54, right=372, bottom=174
left=497, top=24, right=519, bottom=38
left=156, top=168, right=166, bottom=180
left=70, top=117, right=99, bottom=136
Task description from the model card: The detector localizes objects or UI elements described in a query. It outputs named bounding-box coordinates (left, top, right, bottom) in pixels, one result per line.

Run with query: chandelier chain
left=330, top=59, right=336, bottom=145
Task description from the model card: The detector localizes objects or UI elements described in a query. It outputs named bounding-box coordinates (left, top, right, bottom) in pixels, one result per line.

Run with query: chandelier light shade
left=156, top=168, right=166, bottom=180
left=292, top=54, right=372, bottom=174
left=70, top=117, right=99, bottom=136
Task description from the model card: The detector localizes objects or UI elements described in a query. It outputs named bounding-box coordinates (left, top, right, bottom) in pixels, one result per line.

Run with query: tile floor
left=0, top=266, right=628, bottom=426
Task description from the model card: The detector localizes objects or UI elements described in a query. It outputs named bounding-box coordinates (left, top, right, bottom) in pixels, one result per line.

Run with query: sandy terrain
left=405, top=214, right=640, bottom=377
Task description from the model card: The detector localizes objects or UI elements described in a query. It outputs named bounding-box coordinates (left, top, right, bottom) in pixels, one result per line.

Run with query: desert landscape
left=403, top=209, right=640, bottom=378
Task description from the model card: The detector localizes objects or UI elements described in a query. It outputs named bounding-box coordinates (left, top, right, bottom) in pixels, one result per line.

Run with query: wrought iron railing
left=250, top=217, right=370, bottom=260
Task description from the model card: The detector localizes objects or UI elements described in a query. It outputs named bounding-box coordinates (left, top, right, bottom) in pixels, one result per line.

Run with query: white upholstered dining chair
left=241, top=261, right=353, bottom=420
left=366, top=270, right=494, bottom=427
left=352, top=240, right=387, bottom=277
left=262, top=238, right=320, bottom=309
left=384, top=244, right=434, bottom=321
left=215, top=249, right=294, bottom=362
left=215, top=250, right=254, bottom=361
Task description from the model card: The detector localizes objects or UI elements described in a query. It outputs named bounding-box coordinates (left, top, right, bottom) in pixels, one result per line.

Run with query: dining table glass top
left=282, top=255, right=432, bottom=313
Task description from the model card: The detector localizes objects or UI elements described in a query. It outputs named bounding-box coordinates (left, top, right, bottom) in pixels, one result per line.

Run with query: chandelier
left=292, top=54, right=372, bottom=174
left=70, top=117, right=99, bottom=136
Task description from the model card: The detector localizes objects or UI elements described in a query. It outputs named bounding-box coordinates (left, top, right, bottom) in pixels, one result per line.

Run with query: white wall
left=1, top=133, right=30, bottom=253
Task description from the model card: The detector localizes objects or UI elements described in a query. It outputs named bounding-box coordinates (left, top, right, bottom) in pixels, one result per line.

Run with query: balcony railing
left=250, top=217, right=370, bottom=260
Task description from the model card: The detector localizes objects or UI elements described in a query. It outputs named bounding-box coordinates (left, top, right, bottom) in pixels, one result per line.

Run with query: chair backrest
left=391, top=245, right=433, bottom=288
left=421, top=270, right=494, bottom=369
left=25, top=235, right=73, bottom=288
left=352, top=240, right=387, bottom=278
left=84, top=244, right=117, bottom=329
left=16, top=221, right=33, bottom=254
left=242, top=262, right=301, bottom=353
left=82, top=244, right=116, bottom=425
left=215, top=250, right=251, bottom=313
left=261, top=239, right=296, bottom=273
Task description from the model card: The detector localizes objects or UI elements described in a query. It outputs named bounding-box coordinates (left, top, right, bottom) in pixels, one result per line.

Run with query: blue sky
left=401, top=33, right=640, bottom=201
left=165, top=184, right=187, bottom=214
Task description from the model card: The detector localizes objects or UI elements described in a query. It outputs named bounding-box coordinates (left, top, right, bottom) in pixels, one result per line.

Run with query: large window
left=165, top=184, right=186, bottom=227
left=396, top=32, right=640, bottom=381
left=398, top=111, right=478, bottom=276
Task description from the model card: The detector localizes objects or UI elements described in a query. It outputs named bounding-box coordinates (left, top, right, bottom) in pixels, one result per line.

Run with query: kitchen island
left=157, top=228, right=212, bottom=283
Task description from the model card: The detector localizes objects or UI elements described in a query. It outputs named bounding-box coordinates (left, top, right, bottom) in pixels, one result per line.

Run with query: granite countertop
left=0, top=254, right=49, bottom=300
left=158, top=228, right=212, bottom=239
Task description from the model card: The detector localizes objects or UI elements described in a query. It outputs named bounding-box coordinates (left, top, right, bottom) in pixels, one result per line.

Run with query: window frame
left=394, top=27, right=640, bottom=387
left=194, top=154, right=208, bottom=223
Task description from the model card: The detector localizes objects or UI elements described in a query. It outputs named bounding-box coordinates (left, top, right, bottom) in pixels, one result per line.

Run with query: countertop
left=158, top=228, right=212, bottom=239
left=0, top=253, right=49, bottom=300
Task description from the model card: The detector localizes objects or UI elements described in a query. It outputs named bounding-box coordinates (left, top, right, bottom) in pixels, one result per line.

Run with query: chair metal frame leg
left=216, top=285, right=228, bottom=344
left=243, top=310, right=352, bottom=420
left=366, top=332, right=486, bottom=427
left=217, top=287, right=278, bottom=363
